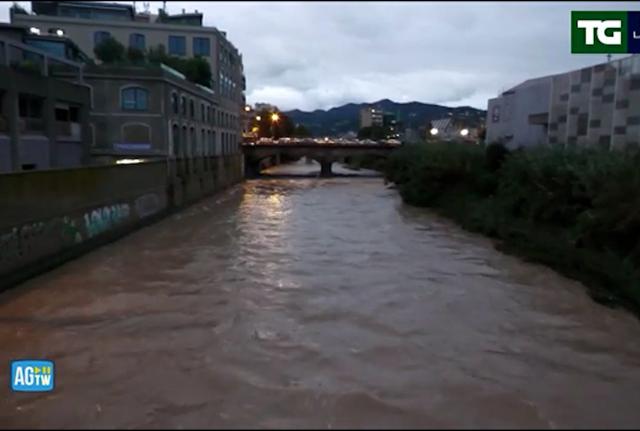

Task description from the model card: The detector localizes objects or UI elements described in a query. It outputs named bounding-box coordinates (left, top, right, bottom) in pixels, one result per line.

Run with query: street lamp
left=460, top=128, right=469, bottom=137
left=430, top=128, right=439, bottom=136
left=255, top=115, right=261, bottom=121
left=270, top=112, right=280, bottom=138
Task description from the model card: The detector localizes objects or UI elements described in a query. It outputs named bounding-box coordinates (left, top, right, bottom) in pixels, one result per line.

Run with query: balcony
left=55, top=121, right=81, bottom=140
left=19, top=117, right=45, bottom=134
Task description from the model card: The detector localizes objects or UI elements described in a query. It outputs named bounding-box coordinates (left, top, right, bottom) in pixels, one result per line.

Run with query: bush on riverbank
left=385, top=141, right=640, bottom=313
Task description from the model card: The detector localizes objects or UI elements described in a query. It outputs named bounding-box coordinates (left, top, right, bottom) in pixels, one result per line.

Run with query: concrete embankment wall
left=0, top=155, right=244, bottom=291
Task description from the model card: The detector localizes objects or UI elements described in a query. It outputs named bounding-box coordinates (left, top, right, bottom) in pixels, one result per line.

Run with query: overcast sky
left=1, top=1, right=637, bottom=111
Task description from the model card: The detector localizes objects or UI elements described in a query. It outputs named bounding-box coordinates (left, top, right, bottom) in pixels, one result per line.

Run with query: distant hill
left=284, top=99, right=486, bottom=137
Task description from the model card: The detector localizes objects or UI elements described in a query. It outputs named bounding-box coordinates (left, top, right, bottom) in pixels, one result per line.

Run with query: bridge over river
left=0, top=160, right=639, bottom=428
left=242, top=138, right=399, bottom=176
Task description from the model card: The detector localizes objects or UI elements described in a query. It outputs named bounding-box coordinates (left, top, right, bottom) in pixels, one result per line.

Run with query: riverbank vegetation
left=385, top=141, right=640, bottom=314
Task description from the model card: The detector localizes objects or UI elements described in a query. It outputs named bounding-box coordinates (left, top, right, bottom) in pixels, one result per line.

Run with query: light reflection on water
left=0, top=160, right=639, bottom=428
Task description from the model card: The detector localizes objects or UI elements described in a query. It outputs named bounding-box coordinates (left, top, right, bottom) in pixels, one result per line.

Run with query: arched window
left=189, top=99, right=195, bottom=119
left=201, top=129, right=205, bottom=156
left=121, top=87, right=148, bottom=111
left=172, top=124, right=180, bottom=157
left=190, top=127, right=196, bottom=157
left=171, top=92, right=179, bottom=115
left=181, top=96, right=186, bottom=116
left=94, top=31, right=110, bottom=47
left=182, top=126, right=188, bottom=157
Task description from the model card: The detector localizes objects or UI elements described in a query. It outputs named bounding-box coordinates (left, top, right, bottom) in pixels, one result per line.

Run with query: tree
left=294, top=124, right=311, bottom=138
left=126, top=47, right=146, bottom=64
left=146, top=45, right=212, bottom=88
left=94, top=37, right=125, bottom=64
left=181, top=56, right=212, bottom=88
left=358, top=125, right=386, bottom=140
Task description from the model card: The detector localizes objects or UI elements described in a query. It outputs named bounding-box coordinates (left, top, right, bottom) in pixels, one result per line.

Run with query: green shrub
left=384, top=141, right=640, bottom=314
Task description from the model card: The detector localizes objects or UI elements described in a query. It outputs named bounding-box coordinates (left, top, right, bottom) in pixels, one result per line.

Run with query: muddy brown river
left=1, top=161, right=640, bottom=428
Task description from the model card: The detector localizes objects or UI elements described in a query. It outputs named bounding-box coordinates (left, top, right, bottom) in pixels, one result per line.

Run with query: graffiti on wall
left=84, top=204, right=130, bottom=239
left=0, top=222, right=45, bottom=263
left=60, top=216, right=83, bottom=245
left=134, top=193, right=161, bottom=219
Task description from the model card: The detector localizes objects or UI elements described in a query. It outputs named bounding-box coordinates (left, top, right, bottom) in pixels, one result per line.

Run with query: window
left=193, top=37, right=210, bottom=56
left=182, top=126, right=188, bottom=157
left=172, top=124, right=180, bottom=157
left=189, top=99, right=195, bottom=118
left=94, top=31, right=110, bottom=47
left=121, top=87, right=148, bottom=111
left=181, top=96, right=186, bottom=115
left=201, top=103, right=205, bottom=122
left=168, top=35, right=186, bottom=56
left=492, top=106, right=500, bottom=123
left=190, top=127, right=196, bottom=157
left=129, top=33, right=145, bottom=51
left=171, top=92, right=179, bottom=115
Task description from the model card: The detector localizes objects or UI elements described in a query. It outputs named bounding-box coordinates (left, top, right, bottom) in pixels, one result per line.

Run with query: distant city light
left=460, top=128, right=469, bottom=136
left=271, top=113, right=280, bottom=122
left=29, top=27, right=40, bottom=35
left=256, top=115, right=261, bottom=121
left=116, top=158, right=144, bottom=165
left=430, top=128, right=439, bottom=135
left=244, top=105, right=251, bottom=112
left=55, top=29, right=64, bottom=36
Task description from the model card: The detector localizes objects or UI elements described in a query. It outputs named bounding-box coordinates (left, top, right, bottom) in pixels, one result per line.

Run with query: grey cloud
left=2, top=1, right=638, bottom=111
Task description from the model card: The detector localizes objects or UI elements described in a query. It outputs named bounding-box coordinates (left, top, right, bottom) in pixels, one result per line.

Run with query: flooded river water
left=1, top=161, right=639, bottom=428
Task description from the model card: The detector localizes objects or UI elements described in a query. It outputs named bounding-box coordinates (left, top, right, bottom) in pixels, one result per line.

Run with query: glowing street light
left=460, top=128, right=469, bottom=137
left=430, top=128, right=439, bottom=136
left=271, top=112, right=280, bottom=122
left=255, top=115, right=261, bottom=121
left=244, top=105, right=251, bottom=112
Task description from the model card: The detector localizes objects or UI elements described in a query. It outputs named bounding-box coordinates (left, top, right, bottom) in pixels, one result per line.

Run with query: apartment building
left=11, top=1, right=245, bottom=150
left=0, top=35, right=91, bottom=172
left=486, top=54, right=640, bottom=150
left=359, top=106, right=384, bottom=129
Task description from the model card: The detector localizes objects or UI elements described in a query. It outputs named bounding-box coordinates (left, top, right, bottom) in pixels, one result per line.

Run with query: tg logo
left=576, top=19, right=622, bottom=46
left=571, top=11, right=640, bottom=54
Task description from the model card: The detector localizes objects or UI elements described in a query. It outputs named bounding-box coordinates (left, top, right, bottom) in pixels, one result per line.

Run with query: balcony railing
left=19, top=117, right=45, bottom=133
left=0, top=35, right=84, bottom=81
left=55, top=121, right=81, bottom=139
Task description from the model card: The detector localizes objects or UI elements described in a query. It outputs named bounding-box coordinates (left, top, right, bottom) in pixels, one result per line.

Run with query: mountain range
left=284, top=99, right=487, bottom=137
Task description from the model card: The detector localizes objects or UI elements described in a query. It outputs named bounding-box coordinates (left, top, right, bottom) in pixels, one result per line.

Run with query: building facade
left=0, top=35, right=90, bottom=172
left=11, top=1, right=245, bottom=148
left=487, top=54, right=640, bottom=150
left=359, top=106, right=383, bottom=129
left=67, top=63, right=241, bottom=164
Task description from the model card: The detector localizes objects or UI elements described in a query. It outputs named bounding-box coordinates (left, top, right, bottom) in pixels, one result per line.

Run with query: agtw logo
left=10, top=360, right=55, bottom=392
left=572, top=11, right=640, bottom=53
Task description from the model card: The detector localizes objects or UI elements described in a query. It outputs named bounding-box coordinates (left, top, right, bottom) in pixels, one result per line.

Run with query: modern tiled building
left=486, top=54, right=640, bottom=150
left=10, top=1, right=245, bottom=152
